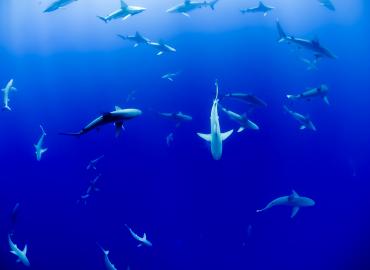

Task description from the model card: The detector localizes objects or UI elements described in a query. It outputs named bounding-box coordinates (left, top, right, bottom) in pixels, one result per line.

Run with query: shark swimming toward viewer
left=125, top=224, right=152, bottom=247
left=241, top=1, right=274, bottom=16
left=98, top=0, right=146, bottom=23
left=286, top=84, right=330, bottom=105
left=8, top=234, right=30, bottom=267
left=166, top=0, right=219, bottom=17
left=257, top=190, right=315, bottom=218
left=44, top=0, right=78, bottom=13
left=2, top=79, right=17, bottom=111
left=34, top=125, right=48, bottom=161
left=284, top=106, right=316, bottom=131
left=197, top=81, right=233, bottom=160
left=60, top=106, right=141, bottom=137
left=276, top=19, right=337, bottom=59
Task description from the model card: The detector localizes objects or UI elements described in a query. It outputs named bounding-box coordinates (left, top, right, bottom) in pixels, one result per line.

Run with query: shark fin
left=300, top=125, right=306, bottom=130
left=237, top=127, right=245, bottom=133
left=291, top=190, right=299, bottom=197
left=143, top=233, right=147, bottom=240
left=122, top=14, right=131, bottom=21
left=11, top=87, right=17, bottom=91
left=221, top=129, right=234, bottom=141
left=115, top=106, right=123, bottom=110
left=276, top=19, right=287, bottom=42
left=182, top=12, right=190, bottom=17
left=134, top=43, right=139, bottom=48
left=323, top=96, right=330, bottom=105
left=197, top=133, right=211, bottom=142
left=120, top=0, right=128, bottom=8
left=23, top=245, right=27, bottom=255
left=41, top=148, right=48, bottom=154
left=97, top=16, right=108, bottom=23
left=10, top=250, right=17, bottom=255
left=137, top=243, right=143, bottom=248
left=291, top=206, right=300, bottom=218
left=157, top=51, right=164, bottom=56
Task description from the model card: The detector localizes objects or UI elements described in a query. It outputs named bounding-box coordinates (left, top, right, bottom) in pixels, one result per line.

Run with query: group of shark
left=2, top=0, right=340, bottom=267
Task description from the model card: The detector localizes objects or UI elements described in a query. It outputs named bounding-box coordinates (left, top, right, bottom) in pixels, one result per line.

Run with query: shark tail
left=96, top=242, right=109, bottom=255
left=117, top=34, right=127, bottom=40
left=40, top=125, right=46, bottom=135
left=2, top=105, right=11, bottom=112
left=276, top=19, right=287, bottom=42
left=208, top=0, right=219, bottom=10
left=97, top=16, right=108, bottom=23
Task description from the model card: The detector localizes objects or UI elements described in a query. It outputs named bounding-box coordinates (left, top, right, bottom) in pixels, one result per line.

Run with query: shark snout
left=306, top=198, right=315, bottom=206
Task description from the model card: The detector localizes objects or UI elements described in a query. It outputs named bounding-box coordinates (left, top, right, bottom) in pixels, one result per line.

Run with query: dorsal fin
left=291, top=190, right=299, bottom=198
left=120, top=0, right=128, bottom=9
left=23, top=245, right=27, bottom=255
left=115, top=106, right=123, bottom=111
left=143, top=233, right=147, bottom=240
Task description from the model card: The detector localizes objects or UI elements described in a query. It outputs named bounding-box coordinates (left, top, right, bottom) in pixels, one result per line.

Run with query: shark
left=284, top=106, right=316, bottom=131
left=44, top=0, right=78, bottom=13
left=276, top=19, right=337, bottom=59
left=197, top=81, right=233, bottom=160
left=60, top=106, right=142, bottom=137
left=34, top=125, right=48, bottom=161
left=97, top=0, right=146, bottom=23
left=301, top=57, right=319, bottom=71
left=241, top=1, right=274, bottom=16
left=166, top=0, right=219, bottom=17
left=161, top=72, right=181, bottom=82
left=318, top=0, right=335, bottom=11
left=117, top=32, right=151, bottom=47
left=8, top=234, right=30, bottom=267
left=97, top=243, right=117, bottom=270
left=158, top=111, right=192, bottom=122
left=148, top=40, right=177, bottom=56
left=2, top=79, right=17, bottom=111
left=257, top=190, right=315, bottom=218
left=220, top=106, right=259, bottom=133
left=125, top=224, right=152, bottom=247
left=220, top=92, right=267, bottom=107
left=286, top=84, right=330, bottom=105
left=87, top=155, right=105, bottom=170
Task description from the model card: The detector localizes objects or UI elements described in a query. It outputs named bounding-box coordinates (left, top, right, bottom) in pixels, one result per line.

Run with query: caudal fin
left=2, top=105, right=11, bottom=111
left=208, top=0, right=219, bottom=10
left=276, top=19, right=287, bottom=42
left=97, top=16, right=108, bottom=23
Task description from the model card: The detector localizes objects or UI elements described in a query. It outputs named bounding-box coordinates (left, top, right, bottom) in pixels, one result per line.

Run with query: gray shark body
left=284, top=106, right=316, bottom=131
left=8, top=234, right=30, bottom=267
left=34, top=125, right=48, bottom=161
left=97, top=243, right=117, bottom=270
left=2, top=79, right=17, bottom=111
left=241, top=1, right=274, bottom=16
left=277, top=19, right=337, bottom=59
left=166, top=0, right=219, bottom=17
left=318, top=0, right=335, bottom=11
left=117, top=32, right=151, bottom=47
left=60, top=106, right=141, bottom=137
left=125, top=224, right=152, bottom=247
left=44, top=0, right=77, bottom=13
left=257, top=190, right=315, bottom=218
left=220, top=106, right=259, bottom=133
left=98, top=0, right=146, bottom=23
left=221, top=92, right=267, bottom=107
left=287, top=84, right=329, bottom=105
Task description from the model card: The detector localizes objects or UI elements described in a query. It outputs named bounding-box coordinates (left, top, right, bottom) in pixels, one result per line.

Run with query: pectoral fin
left=300, top=125, right=306, bottom=130
left=197, top=133, right=211, bottom=142
left=291, top=206, right=300, bottom=218
left=221, top=129, right=234, bottom=141
left=122, top=14, right=131, bottom=21
left=237, top=127, right=245, bottom=133
left=323, top=96, right=330, bottom=105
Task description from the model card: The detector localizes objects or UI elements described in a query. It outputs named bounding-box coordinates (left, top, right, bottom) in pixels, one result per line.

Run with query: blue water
left=1, top=0, right=370, bottom=269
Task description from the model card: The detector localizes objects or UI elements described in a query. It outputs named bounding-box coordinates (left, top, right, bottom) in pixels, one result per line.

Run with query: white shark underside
left=257, top=190, right=315, bottom=218
left=2, top=79, right=16, bottom=111
left=197, top=81, right=233, bottom=160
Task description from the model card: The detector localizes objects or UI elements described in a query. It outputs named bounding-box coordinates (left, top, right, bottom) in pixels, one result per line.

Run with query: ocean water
left=1, top=0, right=370, bottom=269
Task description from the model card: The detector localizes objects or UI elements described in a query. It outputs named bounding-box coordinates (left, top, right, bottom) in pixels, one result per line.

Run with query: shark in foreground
left=117, top=32, right=151, bottom=47
left=125, top=224, right=152, bottom=247
left=197, top=81, right=233, bottom=160
left=284, top=106, right=316, bottom=131
left=318, top=0, right=335, bottom=11
left=257, top=190, right=315, bottom=218
left=220, top=106, right=259, bottom=133
left=44, top=0, right=78, bottom=13
left=87, top=155, right=105, bottom=170
left=98, top=0, right=146, bottom=23
left=60, top=106, right=141, bottom=137
left=8, top=234, right=30, bottom=267
left=241, top=1, right=274, bottom=16
left=221, top=92, right=267, bottom=107
left=97, top=243, right=117, bottom=270
left=277, top=19, right=337, bottom=59
left=287, top=84, right=329, bottom=105
left=2, top=79, right=17, bottom=111
left=166, top=0, right=219, bottom=17
left=34, top=125, right=48, bottom=161
left=148, top=40, right=177, bottom=56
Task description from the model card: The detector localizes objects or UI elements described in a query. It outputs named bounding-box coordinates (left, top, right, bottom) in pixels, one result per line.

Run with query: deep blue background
left=1, top=0, right=370, bottom=269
